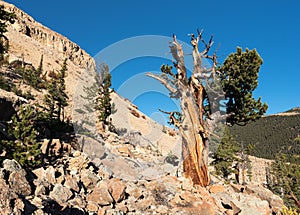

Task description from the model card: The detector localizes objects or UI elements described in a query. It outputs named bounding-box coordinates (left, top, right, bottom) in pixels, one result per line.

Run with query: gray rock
left=3, top=159, right=22, bottom=172
left=49, top=184, right=73, bottom=204
left=3, top=159, right=31, bottom=196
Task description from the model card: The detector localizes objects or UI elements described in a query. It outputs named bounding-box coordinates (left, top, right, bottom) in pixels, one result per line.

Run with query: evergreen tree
left=0, top=5, right=15, bottom=63
left=95, top=64, right=114, bottom=126
left=2, top=105, right=41, bottom=169
left=220, top=47, right=268, bottom=126
left=44, top=75, right=57, bottom=119
left=212, top=127, right=240, bottom=181
left=268, top=154, right=300, bottom=209
left=43, top=59, right=68, bottom=122
left=56, top=58, right=68, bottom=121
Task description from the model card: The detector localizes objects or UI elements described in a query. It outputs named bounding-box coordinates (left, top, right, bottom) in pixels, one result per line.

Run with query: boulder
left=44, top=166, right=57, bottom=185
left=197, top=202, right=216, bottom=215
left=232, top=194, right=271, bottom=215
left=0, top=176, right=19, bottom=214
left=8, top=170, right=32, bottom=196
left=3, top=159, right=31, bottom=196
left=245, top=184, right=284, bottom=214
left=86, top=181, right=113, bottom=206
left=80, top=169, right=100, bottom=191
left=64, top=174, right=80, bottom=192
left=108, top=178, right=126, bottom=203
left=49, top=184, right=73, bottom=205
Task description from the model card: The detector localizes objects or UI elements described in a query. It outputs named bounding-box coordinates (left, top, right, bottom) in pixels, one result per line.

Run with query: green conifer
left=3, top=105, right=41, bottom=169
left=0, top=5, right=15, bottom=63
left=95, top=64, right=115, bottom=126
left=220, top=47, right=268, bottom=126
left=212, top=127, right=240, bottom=181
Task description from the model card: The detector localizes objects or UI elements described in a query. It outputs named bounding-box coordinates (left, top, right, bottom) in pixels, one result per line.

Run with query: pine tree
left=44, top=75, right=58, bottom=119
left=95, top=64, right=114, bottom=126
left=212, top=127, right=240, bottom=181
left=2, top=105, right=41, bottom=169
left=268, top=154, right=300, bottom=209
left=0, top=5, right=15, bottom=63
left=220, top=47, right=268, bottom=126
left=43, top=59, right=68, bottom=122
left=56, top=58, right=68, bottom=122
left=36, top=55, right=43, bottom=77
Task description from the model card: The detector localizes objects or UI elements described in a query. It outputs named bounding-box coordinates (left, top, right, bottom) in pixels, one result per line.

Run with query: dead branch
left=159, top=109, right=182, bottom=128
left=170, top=35, right=187, bottom=84
left=146, top=72, right=177, bottom=94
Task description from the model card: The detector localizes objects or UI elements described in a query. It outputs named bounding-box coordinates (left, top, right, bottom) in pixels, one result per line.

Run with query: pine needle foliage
left=1, top=105, right=41, bottom=169
left=0, top=5, right=15, bottom=63
left=268, top=154, right=300, bottom=209
left=43, top=58, right=68, bottom=122
left=220, top=47, right=268, bottom=126
left=212, top=127, right=240, bottom=181
left=95, top=64, right=115, bottom=125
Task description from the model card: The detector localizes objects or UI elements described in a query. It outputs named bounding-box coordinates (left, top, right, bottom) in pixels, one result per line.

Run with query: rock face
left=2, top=1, right=96, bottom=118
left=2, top=1, right=93, bottom=70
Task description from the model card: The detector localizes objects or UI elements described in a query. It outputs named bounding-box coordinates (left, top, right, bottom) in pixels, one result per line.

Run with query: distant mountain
left=230, top=108, right=300, bottom=163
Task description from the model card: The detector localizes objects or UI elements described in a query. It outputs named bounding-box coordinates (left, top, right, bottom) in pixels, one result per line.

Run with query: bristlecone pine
left=147, top=31, right=220, bottom=186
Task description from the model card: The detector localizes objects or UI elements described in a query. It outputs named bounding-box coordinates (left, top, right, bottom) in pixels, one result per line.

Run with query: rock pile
left=0, top=146, right=283, bottom=214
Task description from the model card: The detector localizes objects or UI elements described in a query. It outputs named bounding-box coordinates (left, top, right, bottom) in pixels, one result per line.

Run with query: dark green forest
left=230, top=108, right=300, bottom=163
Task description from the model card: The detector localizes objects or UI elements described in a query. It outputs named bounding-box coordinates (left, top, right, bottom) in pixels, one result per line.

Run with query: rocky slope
left=0, top=1, right=285, bottom=214
left=0, top=133, right=283, bottom=215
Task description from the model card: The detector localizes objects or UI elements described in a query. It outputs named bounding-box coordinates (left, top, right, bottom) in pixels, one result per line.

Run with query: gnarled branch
left=146, top=72, right=177, bottom=94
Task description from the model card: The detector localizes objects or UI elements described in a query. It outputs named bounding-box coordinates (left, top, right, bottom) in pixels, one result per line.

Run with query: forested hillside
left=230, top=108, right=300, bottom=163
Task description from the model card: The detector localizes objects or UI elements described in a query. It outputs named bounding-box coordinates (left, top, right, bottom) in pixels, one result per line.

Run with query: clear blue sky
left=5, top=0, right=300, bottom=119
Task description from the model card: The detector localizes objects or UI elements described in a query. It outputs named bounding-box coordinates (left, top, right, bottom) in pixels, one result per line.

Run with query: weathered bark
left=147, top=32, right=216, bottom=187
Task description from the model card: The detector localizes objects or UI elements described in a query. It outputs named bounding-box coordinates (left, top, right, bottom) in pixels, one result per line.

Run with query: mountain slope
left=230, top=108, right=300, bottom=163
left=0, top=2, right=286, bottom=214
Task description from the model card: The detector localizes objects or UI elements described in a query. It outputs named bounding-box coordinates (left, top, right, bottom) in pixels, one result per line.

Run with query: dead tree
left=147, top=31, right=222, bottom=187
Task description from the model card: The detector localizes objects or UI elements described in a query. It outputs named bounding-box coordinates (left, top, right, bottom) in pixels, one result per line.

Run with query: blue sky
left=5, top=0, right=300, bottom=120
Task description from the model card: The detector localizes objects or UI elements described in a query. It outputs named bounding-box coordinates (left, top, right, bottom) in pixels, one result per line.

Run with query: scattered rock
left=117, top=145, right=132, bottom=157
left=68, top=154, right=89, bottom=173
left=68, top=195, right=86, bottom=209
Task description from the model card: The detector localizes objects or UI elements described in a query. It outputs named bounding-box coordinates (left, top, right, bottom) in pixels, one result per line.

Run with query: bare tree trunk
left=147, top=32, right=216, bottom=187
